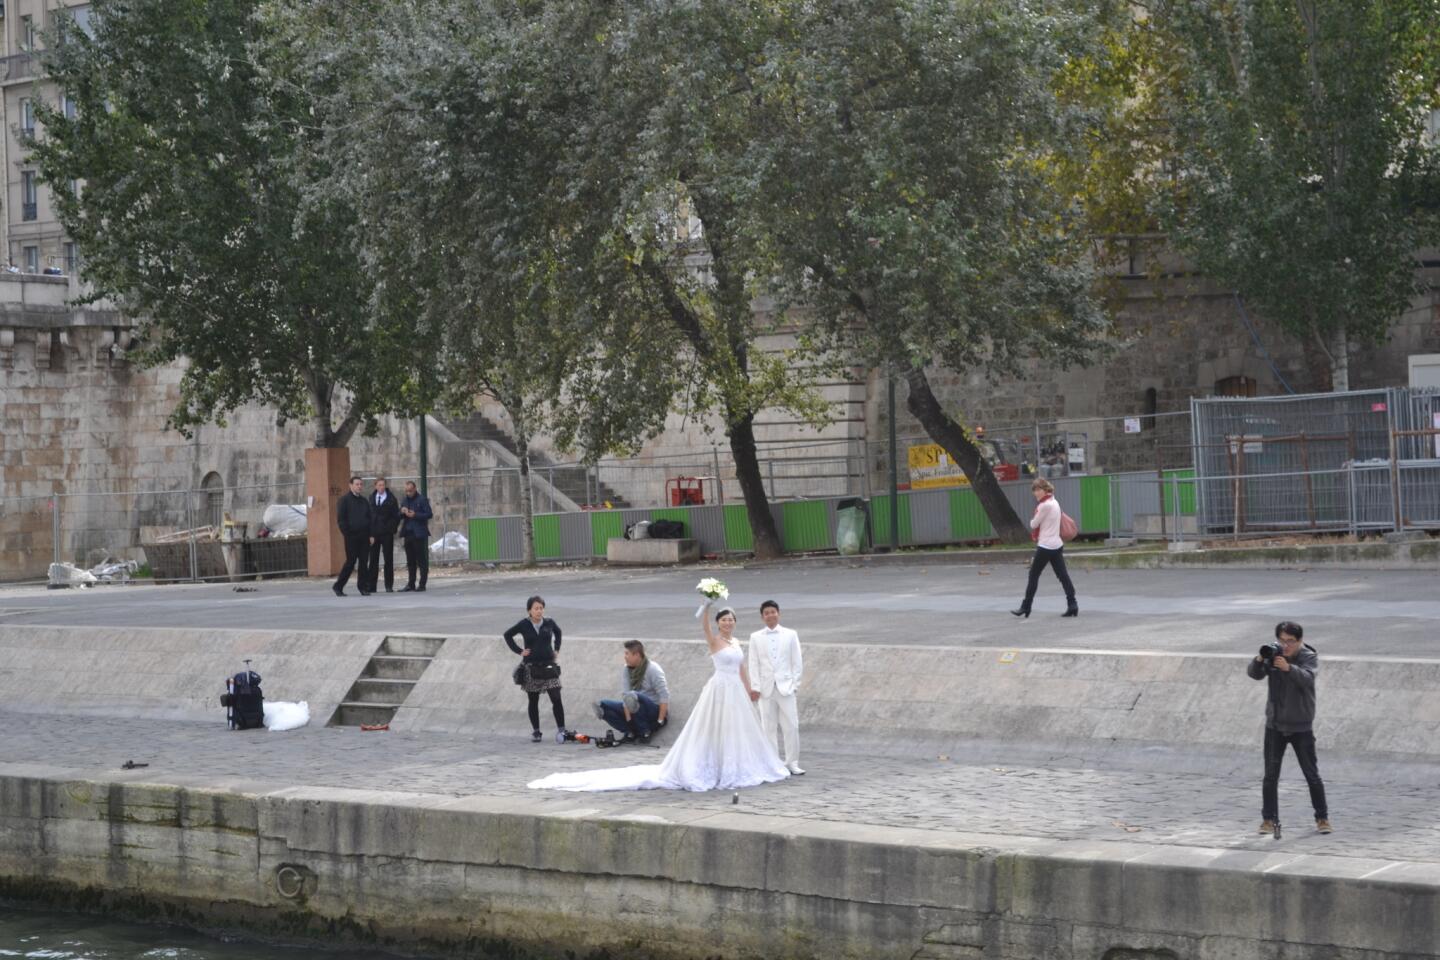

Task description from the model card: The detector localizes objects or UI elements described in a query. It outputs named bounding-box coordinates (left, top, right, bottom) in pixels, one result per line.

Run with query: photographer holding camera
left=1247, top=621, right=1331, bottom=836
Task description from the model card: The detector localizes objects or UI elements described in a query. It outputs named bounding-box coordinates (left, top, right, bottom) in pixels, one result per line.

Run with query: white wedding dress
left=527, top=644, right=790, bottom=792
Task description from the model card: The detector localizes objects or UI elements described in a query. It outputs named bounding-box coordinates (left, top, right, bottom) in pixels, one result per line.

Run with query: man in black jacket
left=364, top=476, right=402, bottom=593
left=1247, top=620, right=1331, bottom=836
left=333, top=475, right=373, bottom=597
left=399, top=480, right=432, bottom=592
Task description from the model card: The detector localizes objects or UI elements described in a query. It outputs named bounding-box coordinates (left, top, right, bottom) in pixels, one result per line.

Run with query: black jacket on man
left=336, top=491, right=372, bottom=537
left=1247, top=643, right=1319, bottom=733
left=400, top=493, right=433, bottom=541
left=369, top=490, right=402, bottom=538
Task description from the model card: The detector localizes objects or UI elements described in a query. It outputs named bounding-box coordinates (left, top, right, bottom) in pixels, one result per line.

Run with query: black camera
left=1258, top=643, right=1281, bottom=663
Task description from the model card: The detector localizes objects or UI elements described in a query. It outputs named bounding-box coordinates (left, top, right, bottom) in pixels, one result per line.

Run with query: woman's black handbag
left=512, top=663, right=527, bottom=686
left=528, top=662, right=561, bottom=682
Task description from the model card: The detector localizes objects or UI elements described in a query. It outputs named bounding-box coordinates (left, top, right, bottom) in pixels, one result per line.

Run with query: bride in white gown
left=527, top=605, right=790, bottom=792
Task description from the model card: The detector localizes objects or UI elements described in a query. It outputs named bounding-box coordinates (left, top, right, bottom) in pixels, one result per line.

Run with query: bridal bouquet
left=695, top=577, right=729, bottom=618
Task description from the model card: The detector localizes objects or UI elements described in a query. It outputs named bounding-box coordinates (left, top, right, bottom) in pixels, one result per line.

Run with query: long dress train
left=527, top=644, right=790, bottom=792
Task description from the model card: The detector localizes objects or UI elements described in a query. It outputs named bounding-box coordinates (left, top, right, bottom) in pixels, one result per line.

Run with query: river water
left=0, top=904, right=436, bottom=960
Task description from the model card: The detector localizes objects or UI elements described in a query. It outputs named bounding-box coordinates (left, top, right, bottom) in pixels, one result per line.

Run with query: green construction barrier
left=781, top=500, right=831, bottom=552
left=469, top=517, right=500, bottom=562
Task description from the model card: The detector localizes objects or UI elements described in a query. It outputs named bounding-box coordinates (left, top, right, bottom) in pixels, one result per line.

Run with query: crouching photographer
left=1247, top=621, right=1331, bottom=837
left=593, top=640, right=669, bottom=744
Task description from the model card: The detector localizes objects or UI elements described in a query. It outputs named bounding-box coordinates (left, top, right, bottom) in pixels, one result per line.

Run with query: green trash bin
left=835, top=497, right=869, bottom=556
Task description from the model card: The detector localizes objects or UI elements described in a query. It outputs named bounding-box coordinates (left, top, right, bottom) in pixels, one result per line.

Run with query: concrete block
left=606, top=538, right=701, bottom=565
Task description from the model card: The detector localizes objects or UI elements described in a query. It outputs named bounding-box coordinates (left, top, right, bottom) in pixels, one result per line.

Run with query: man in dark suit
left=399, top=480, right=433, bottom=592
left=365, top=475, right=402, bottom=593
left=333, top=475, right=373, bottom=597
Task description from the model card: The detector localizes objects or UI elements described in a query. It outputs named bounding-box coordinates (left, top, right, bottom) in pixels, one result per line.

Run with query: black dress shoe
left=1010, top=608, right=1030, bottom=618
left=400, top=585, right=416, bottom=592
left=416, top=586, right=426, bottom=592
left=1062, top=607, right=1079, bottom=618
left=385, top=587, right=393, bottom=593
left=332, top=586, right=345, bottom=597
left=359, top=589, right=371, bottom=596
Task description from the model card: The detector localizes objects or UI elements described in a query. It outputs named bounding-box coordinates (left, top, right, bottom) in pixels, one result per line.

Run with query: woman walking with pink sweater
left=1011, top=478, right=1079, bottom=618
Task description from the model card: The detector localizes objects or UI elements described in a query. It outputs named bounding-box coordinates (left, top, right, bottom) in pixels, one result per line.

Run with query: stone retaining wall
left=0, top=772, right=1434, bottom=959
left=2, top=626, right=1437, bottom=766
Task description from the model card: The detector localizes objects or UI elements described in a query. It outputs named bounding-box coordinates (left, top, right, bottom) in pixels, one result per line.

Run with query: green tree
left=1143, top=0, right=1440, bottom=390
left=29, top=0, right=428, bottom=447
left=534, top=0, right=839, bottom=560
left=291, top=0, right=680, bottom=564
left=756, top=0, right=1112, bottom=542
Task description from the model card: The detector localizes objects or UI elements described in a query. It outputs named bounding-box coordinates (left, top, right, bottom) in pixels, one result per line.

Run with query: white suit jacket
left=747, top=625, right=803, bottom=698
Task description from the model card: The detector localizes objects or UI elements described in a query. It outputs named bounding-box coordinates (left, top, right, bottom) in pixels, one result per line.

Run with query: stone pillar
left=305, top=447, right=352, bottom=577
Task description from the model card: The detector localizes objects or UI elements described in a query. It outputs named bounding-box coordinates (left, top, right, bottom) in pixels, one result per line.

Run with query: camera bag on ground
left=222, top=670, right=265, bottom=730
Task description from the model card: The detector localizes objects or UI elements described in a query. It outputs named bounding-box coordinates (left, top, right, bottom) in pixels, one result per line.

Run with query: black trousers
left=1021, top=545, right=1076, bottom=610
left=403, top=535, right=429, bottom=588
left=365, top=535, right=395, bottom=591
left=1262, top=727, right=1328, bottom=821
left=527, top=688, right=566, bottom=731
left=334, top=533, right=371, bottom=592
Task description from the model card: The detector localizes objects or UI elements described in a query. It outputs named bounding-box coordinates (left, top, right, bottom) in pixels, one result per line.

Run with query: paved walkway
left=6, top=711, right=1434, bottom=867
left=2, top=564, right=1437, bottom=656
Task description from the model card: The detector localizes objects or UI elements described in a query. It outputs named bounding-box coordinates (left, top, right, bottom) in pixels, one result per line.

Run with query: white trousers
left=758, top=692, right=800, bottom=765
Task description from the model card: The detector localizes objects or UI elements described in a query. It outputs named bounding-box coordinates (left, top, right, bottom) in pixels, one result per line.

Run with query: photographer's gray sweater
left=622, top=661, right=671, bottom=704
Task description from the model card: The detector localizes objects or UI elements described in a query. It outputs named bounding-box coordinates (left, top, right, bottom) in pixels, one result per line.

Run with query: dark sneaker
left=531, top=729, right=543, bottom=743
left=1316, top=819, right=1333, bottom=834
left=1258, top=820, right=1275, bottom=835
left=637, top=732, right=651, bottom=745
left=618, top=734, right=637, bottom=745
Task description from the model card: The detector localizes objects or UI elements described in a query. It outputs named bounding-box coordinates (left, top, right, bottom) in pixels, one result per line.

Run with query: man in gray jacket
left=594, top=640, right=670, bottom=744
left=1247, top=620, right=1331, bottom=836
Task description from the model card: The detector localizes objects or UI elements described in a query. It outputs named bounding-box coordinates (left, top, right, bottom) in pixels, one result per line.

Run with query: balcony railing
left=0, top=53, right=35, bottom=82
left=22, top=201, right=37, bottom=221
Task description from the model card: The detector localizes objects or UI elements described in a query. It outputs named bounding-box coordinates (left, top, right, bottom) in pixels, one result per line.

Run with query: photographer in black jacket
left=332, top=476, right=374, bottom=597
left=1247, top=621, right=1331, bottom=836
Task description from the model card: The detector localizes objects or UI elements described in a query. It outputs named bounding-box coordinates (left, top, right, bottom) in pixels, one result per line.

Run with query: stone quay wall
left=2, top=771, right=1436, bottom=960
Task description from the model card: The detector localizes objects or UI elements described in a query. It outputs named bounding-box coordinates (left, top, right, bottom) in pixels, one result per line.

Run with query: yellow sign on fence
left=907, top=443, right=969, bottom=489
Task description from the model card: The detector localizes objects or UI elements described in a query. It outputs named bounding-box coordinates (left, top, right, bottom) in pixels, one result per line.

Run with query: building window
left=21, top=15, right=35, bottom=50
left=62, top=94, right=78, bottom=120
left=19, top=98, right=34, bottom=137
left=48, top=330, right=66, bottom=370
left=23, top=246, right=38, bottom=273
left=1143, top=386, right=1158, bottom=431
left=63, top=241, right=78, bottom=274
left=21, top=171, right=38, bottom=221
left=1215, top=375, right=1257, bottom=398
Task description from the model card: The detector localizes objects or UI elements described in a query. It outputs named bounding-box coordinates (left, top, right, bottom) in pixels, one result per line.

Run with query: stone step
left=346, top=677, right=417, bottom=704
left=381, top=634, right=445, bottom=658
left=330, top=702, right=400, bottom=728
left=363, top=655, right=433, bottom=681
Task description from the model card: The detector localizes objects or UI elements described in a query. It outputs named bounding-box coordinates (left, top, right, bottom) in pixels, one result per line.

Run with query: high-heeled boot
left=1011, top=606, right=1031, bottom=618
left=1061, top=603, right=1079, bottom=618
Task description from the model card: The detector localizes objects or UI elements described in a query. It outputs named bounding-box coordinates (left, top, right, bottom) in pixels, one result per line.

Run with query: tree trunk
left=903, top=367, right=1030, bottom=544
left=513, top=405, right=537, bottom=567
left=728, top=410, right=782, bottom=560
left=1328, top=323, right=1350, bottom=392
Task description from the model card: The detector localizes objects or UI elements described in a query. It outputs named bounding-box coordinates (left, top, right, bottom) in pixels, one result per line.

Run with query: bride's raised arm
left=700, top=601, right=723, bottom=652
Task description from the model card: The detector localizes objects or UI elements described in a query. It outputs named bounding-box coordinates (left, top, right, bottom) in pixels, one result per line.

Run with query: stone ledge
left=0, top=771, right=1435, bottom=960
left=606, top=537, right=701, bottom=565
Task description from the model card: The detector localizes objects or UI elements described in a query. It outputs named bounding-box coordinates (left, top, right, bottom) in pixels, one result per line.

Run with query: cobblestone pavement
left=5, top=711, right=1436, bottom=866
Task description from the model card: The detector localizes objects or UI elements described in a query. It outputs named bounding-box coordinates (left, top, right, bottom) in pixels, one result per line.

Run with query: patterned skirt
left=522, top=663, right=562, bottom=694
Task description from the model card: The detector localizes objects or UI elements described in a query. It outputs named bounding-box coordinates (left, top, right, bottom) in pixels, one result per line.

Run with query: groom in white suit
left=748, top=599, right=804, bottom=775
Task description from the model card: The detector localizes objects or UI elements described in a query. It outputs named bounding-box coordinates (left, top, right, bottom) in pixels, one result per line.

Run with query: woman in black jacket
left=504, top=595, right=568, bottom=742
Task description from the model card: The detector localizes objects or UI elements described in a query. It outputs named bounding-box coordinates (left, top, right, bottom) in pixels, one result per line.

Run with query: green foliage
left=1139, top=0, right=1440, bottom=384
left=755, top=0, right=1112, bottom=380
left=29, top=0, right=431, bottom=446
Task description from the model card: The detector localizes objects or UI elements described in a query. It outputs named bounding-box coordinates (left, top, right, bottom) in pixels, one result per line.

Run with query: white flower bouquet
left=695, top=577, right=729, bottom=618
